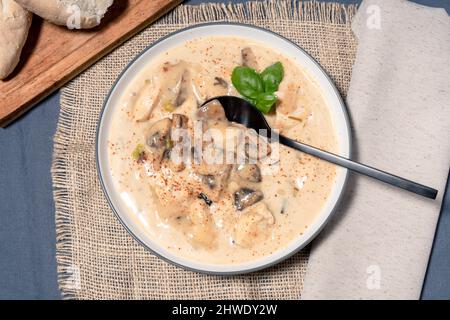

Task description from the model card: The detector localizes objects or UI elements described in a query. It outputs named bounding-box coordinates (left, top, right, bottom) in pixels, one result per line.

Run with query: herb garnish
left=231, top=61, right=284, bottom=114
left=131, top=144, right=143, bottom=159
left=131, top=144, right=145, bottom=162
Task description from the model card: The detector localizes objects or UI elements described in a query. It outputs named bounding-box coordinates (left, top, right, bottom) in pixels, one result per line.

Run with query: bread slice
left=0, top=0, right=32, bottom=80
left=15, top=0, right=114, bottom=29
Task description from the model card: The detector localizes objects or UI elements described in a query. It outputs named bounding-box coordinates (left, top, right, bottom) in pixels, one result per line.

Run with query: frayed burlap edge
left=53, top=84, right=79, bottom=299
left=161, top=0, right=357, bottom=25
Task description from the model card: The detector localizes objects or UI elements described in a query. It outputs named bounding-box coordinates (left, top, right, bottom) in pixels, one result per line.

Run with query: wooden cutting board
left=0, top=0, right=182, bottom=127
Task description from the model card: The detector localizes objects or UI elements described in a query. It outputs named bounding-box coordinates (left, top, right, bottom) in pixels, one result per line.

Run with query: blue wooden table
left=0, top=0, right=448, bottom=299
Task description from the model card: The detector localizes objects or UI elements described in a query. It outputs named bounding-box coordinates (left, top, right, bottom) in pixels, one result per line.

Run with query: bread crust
left=15, top=0, right=113, bottom=29
left=0, top=0, right=32, bottom=80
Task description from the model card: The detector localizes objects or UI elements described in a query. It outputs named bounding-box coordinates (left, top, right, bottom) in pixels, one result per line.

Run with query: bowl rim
left=96, top=22, right=353, bottom=275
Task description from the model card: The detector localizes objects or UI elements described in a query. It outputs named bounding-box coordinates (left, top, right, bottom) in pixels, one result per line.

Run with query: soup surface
left=107, top=36, right=338, bottom=264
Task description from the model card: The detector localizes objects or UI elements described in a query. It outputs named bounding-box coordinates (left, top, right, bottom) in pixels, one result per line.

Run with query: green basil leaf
left=260, top=62, right=284, bottom=92
left=243, top=96, right=257, bottom=106
left=231, top=66, right=264, bottom=100
left=256, top=92, right=277, bottom=114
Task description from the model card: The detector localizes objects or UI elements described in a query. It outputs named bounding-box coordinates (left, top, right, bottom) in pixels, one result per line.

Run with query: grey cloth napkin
left=302, top=0, right=450, bottom=300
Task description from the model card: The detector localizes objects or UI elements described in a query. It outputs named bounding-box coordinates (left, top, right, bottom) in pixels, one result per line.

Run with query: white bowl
left=96, top=22, right=351, bottom=274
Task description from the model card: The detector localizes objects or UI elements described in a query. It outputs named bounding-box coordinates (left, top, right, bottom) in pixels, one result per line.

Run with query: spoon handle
left=278, top=135, right=438, bottom=199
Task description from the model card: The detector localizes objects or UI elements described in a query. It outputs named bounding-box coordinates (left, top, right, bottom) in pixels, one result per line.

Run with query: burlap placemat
left=52, top=0, right=357, bottom=299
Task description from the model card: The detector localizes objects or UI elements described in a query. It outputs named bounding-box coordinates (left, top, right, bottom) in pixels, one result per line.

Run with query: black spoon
left=202, top=96, right=438, bottom=200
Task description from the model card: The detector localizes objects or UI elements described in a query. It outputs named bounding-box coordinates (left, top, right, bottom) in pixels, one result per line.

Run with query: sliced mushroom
left=213, top=77, right=228, bottom=88
left=199, top=166, right=231, bottom=202
left=158, top=61, right=191, bottom=109
left=145, top=118, right=172, bottom=169
left=196, top=99, right=226, bottom=121
left=234, top=188, right=264, bottom=210
left=175, top=69, right=190, bottom=107
left=241, top=47, right=258, bottom=70
left=146, top=118, right=171, bottom=149
left=236, top=164, right=262, bottom=183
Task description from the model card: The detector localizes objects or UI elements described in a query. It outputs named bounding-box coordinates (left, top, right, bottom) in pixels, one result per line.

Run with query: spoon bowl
left=208, top=95, right=272, bottom=134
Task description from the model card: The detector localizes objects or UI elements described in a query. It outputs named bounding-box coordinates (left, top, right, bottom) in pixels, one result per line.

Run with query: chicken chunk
left=187, top=199, right=216, bottom=248
left=234, top=202, right=275, bottom=248
left=133, top=77, right=160, bottom=122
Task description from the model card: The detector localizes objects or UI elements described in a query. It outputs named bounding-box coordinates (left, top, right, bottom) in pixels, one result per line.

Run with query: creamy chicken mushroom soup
left=108, top=36, right=338, bottom=264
